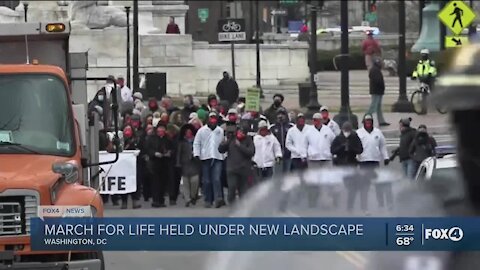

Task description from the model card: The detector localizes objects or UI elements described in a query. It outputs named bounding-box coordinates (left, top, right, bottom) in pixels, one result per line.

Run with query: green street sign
left=365, top=12, right=377, bottom=23
left=198, top=8, right=209, bottom=23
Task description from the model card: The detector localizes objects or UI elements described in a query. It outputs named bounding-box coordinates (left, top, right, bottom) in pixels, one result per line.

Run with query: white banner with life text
left=99, top=150, right=139, bottom=195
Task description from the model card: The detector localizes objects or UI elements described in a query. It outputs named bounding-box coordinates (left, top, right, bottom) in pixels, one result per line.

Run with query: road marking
left=336, top=251, right=366, bottom=269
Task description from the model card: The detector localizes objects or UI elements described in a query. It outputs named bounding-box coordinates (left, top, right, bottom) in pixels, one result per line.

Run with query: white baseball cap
left=313, top=113, right=322, bottom=119
left=258, top=120, right=268, bottom=129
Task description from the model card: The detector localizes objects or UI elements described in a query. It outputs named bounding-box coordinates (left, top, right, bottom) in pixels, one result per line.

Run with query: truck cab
left=0, top=22, right=112, bottom=270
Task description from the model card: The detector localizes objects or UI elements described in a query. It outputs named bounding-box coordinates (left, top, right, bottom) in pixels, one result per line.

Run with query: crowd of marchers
left=87, top=73, right=438, bottom=213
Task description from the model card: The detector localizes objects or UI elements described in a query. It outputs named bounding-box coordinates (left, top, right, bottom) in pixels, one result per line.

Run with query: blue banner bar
left=30, top=217, right=480, bottom=251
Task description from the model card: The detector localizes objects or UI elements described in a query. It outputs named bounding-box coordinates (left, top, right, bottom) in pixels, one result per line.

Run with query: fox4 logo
left=424, top=227, right=464, bottom=242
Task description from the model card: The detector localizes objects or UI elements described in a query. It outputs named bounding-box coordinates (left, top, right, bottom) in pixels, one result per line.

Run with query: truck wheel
left=72, top=251, right=105, bottom=270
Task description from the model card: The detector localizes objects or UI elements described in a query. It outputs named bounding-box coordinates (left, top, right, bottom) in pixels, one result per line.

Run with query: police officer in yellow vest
left=411, top=49, right=437, bottom=88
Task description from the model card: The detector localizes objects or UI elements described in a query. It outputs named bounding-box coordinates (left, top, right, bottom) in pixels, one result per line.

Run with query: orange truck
left=0, top=22, right=120, bottom=269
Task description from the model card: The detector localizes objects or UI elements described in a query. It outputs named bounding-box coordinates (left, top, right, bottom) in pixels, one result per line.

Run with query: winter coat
left=398, top=127, right=417, bottom=161
left=356, top=127, right=389, bottom=162
left=306, top=125, right=335, bottom=161
left=409, top=132, right=436, bottom=162
left=216, top=78, right=239, bottom=106
left=252, top=133, right=282, bottom=168
left=331, top=132, right=364, bottom=166
left=285, top=125, right=310, bottom=159
left=369, top=64, right=385, bottom=95
left=218, top=136, right=255, bottom=173
left=264, top=104, right=286, bottom=124
left=270, top=122, right=294, bottom=159
left=193, top=125, right=225, bottom=160
left=177, top=139, right=201, bottom=177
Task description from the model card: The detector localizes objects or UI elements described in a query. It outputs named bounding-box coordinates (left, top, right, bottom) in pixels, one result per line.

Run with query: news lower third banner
left=30, top=217, right=480, bottom=251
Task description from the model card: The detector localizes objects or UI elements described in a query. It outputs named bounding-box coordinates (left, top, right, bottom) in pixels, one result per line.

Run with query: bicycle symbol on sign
left=222, top=21, right=242, bottom=32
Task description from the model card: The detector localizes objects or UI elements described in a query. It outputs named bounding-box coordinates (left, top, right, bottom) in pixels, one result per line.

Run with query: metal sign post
left=218, top=19, right=246, bottom=80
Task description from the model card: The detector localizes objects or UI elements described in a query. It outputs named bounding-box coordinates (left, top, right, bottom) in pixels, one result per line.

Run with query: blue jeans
left=402, top=159, right=417, bottom=180
left=367, top=94, right=387, bottom=124
left=282, top=157, right=292, bottom=173
left=202, top=159, right=224, bottom=204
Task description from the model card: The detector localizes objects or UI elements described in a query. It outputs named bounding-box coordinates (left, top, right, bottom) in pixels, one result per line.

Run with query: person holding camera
left=218, top=127, right=255, bottom=205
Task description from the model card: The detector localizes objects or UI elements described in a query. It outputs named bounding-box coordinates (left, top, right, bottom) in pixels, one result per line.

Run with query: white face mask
left=98, top=95, right=105, bottom=102
left=343, top=131, right=351, bottom=138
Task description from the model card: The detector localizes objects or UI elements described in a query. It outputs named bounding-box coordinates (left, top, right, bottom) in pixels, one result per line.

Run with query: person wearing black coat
left=218, top=127, right=255, bottom=204
left=390, top=118, right=417, bottom=179
left=146, top=124, right=174, bottom=208
left=176, top=124, right=202, bottom=207
left=409, top=124, right=436, bottom=174
left=216, top=71, right=239, bottom=107
left=331, top=122, right=364, bottom=166
left=367, top=58, right=390, bottom=126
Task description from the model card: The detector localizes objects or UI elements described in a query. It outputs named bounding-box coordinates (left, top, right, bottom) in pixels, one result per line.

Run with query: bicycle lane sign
left=218, top=19, right=246, bottom=42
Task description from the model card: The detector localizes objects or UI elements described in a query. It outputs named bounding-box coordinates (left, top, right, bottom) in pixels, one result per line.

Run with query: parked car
left=415, top=154, right=457, bottom=182
left=435, top=145, right=456, bottom=158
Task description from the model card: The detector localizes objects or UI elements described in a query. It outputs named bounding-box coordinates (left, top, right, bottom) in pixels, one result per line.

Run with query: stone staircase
left=262, top=71, right=419, bottom=102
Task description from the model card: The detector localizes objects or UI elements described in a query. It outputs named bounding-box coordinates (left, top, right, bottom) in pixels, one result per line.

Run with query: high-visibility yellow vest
left=412, top=59, right=437, bottom=78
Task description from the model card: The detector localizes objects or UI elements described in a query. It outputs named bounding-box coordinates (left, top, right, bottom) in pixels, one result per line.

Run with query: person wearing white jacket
left=306, top=113, right=337, bottom=207
left=286, top=113, right=309, bottom=170
left=356, top=114, right=392, bottom=210
left=320, top=106, right=341, bottom=136
left=307, top=113, right=336, bottom=166
left=193, top=112, right=226, bottom=208
left=253, top=120, right=283, bottom=180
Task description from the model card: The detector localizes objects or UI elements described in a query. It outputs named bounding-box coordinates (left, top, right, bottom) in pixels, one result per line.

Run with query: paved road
left=103, top=139, right=454, bottom=270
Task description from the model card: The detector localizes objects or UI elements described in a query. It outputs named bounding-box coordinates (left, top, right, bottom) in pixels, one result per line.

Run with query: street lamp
left=255, top=0, right=264, bottom=99
left=392, top=0, right=414, bottom=112
left=333, top=0, right=358, bottom=129
left=22, top=1, right=29, bottom=22
left=133, top=0, right=139, bottom=93
left=305, top=2, right=321, bottom=118
left=125, top=5, right=131, bottom=88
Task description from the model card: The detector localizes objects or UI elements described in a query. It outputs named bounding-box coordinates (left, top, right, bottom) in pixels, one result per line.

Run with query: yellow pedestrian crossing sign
left=445, top=36, right=469, bottom=48
left=438, top=0, right=476, bottom=35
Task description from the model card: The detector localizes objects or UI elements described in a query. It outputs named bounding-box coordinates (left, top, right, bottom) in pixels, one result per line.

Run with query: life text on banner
left=98, top=150, right=139, bottom=195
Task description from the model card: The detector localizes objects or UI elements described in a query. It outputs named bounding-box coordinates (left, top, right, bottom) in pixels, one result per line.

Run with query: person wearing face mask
left=270, top=108, right=295, bottom=172
left=253, top=120, right=282, bottom=181
left=219, top=127, right=255, bottom=204
left=331, top=121, right=363, bottom=167
left=264, top=94, right=286, bottom=124
left=286, top=113, right=310, bottom=171
left=409, top=124, right=436, bottom=174
left=176, top=124, right=201, bottom=207
left=141, top=97, right=162, bottom=123
left=356, top=114, right=391, bottom=211
left=206, top=94, right=219, bottom=112
left=88, top=88, right=109, bottom=128
left=216, top=71, right=239, bottom=107
left=193, top=112, right=226, bottom=208
left=146, top=124, right=174, bottom=208
left=120, top=125, right=142, bottom=209
left=320, top=106, right=341, bottom=136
